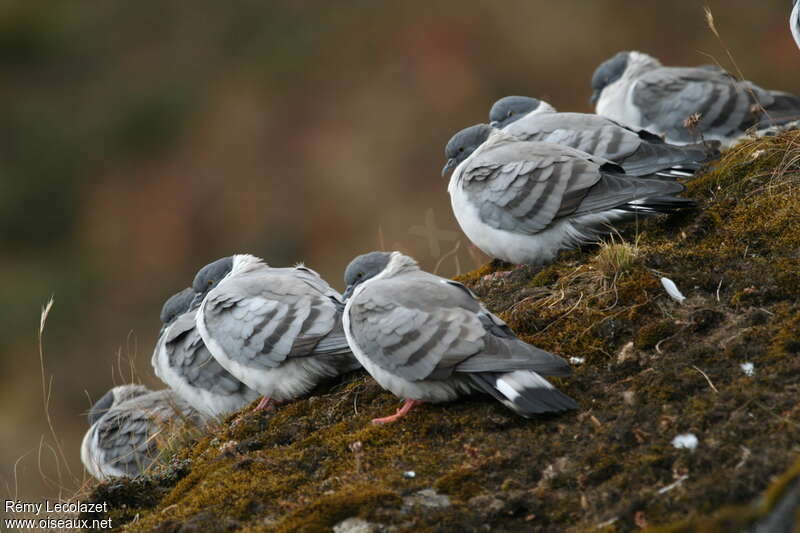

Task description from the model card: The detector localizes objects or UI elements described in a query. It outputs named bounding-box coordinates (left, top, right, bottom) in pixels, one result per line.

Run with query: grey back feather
left=503, top=111, right=715, bottom=176
left=630, top=65, right=800, bottom=143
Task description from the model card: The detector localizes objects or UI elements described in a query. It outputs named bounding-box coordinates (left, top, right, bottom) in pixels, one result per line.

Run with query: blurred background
left=1, top=0, right=797, bottom=503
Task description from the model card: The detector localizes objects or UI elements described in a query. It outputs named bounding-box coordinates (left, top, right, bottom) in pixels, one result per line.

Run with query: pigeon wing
left=505, top=112, right=643, bottom=163
left=349, top=274, right=572, bottom=380
left=633, top=66, right=762, bottom=141
left=569, top=170, right=688, bottom=217
left=461, top=141, right=605, bottom=234
left=163, top=312, right=251, bottom=395
left=95, top=405, right=162, bottom=476
left=201, top=270, right=346, bottom=370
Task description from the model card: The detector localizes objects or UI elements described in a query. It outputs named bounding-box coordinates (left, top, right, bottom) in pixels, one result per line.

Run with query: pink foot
left=254, top=396, right=274, bottom=411
left=372, top=399, right=422, bottom=425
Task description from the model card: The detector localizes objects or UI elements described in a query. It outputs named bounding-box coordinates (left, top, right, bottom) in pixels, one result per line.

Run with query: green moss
left=769, top=310, right=800, bottom=359
left=528, top=265, right=560, bottom=288
left=78, top=132, right=800, bottom=532
left=452, top=259, right=510, bottom=285
left=273, top=484, right=401, bottom=533
left=635, top=320, right=679, bottom=350
left=433, top=465, right=485, bottom=501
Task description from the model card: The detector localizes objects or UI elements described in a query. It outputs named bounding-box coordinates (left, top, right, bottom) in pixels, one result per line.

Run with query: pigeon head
left=442, top=124, right=492, bottom=176
left=192, top=256, right=234, bottom=297
left=342, top=251, right=392, bottom=300
left=87, top=385, right=148, bottom=425
left=590, top=51, right=631, bottom=105
left=489, top=96, right=550, bottom=128
left=160, top=287, right=195, bottom=325
left=87, top=390, right=114, bottom=425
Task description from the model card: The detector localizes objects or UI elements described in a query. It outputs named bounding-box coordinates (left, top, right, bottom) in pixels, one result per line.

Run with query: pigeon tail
left=624, top=140, right=719, bottom=178
left=620, top=195, right=696, bottom=216
left=469, top=370, right=577, bottom=417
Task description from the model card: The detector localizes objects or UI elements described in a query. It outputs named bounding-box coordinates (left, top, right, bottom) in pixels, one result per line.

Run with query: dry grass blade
left=433, top=240, right=461, bottom=275
left=703, top=5, right=766, bottom=118
left=704, top=6, right=720, bottom=39
left=38, top=296, right=80, bottom=494
left=594, top=235, right=639, bottom=279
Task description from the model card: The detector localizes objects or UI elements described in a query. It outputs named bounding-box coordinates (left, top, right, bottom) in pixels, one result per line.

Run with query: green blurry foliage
left=0, top=109, right=79, bottom=248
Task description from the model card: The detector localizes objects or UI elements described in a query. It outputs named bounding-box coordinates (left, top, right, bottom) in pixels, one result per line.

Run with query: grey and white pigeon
left=591, top=51, right=800, bottom=145
left=792, top=1, right=800, bottom=52
left=342, top=251, right=577, bottom=424
left=152, top=287, right=260, bottom=418
left=80, top=385, right=199, bottom=480
left=443, top=124, right=695, bottom=264
left=192, top=255, right=359, bottom=410
left=489, top=95, right=718, bottom=178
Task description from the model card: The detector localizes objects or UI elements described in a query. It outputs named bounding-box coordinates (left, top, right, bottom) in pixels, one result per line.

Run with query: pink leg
left=254, top=396, right=274, bottom=411
left=372, top=399, right=423, bottom=425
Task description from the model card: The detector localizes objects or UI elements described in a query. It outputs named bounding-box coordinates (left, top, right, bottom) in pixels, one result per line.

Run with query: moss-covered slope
left=82, top=131, right=800, bottom=532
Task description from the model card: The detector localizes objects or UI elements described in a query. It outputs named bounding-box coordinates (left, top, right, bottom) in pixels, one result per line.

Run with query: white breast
left=343, top=279, right=477, bottom=403
left=596, top=78, right=644, bottom=132
left=448, top=179, right=606, bottom=264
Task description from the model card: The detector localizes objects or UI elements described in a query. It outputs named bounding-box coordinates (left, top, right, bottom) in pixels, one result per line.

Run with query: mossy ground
left=82, top=132, right=800, bottom=532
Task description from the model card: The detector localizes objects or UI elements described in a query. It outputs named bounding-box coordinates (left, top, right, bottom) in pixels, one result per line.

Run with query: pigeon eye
left=356, top=272, right=363, bottom=279
left=458, top=147, right=464, bottom=153
left=208, top=280, right=213, bottom=285
left=507, top=111, right=513, bottom=117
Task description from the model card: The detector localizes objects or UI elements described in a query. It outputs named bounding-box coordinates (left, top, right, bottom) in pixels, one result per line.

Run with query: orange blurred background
left=1, top=0, right=797, bottom=503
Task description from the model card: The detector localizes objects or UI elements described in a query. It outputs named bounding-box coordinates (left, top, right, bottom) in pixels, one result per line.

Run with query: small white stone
left=403, top=488, right=451, bottom=509
left=569, top=357, right=585, bottom=365
left=403, top=470, right=416, bottom=479
left=740, top=362, right=755, bottom=377
left=672, top=433, right=699, bottom=451
left=333, top=518, right=378, bottom=533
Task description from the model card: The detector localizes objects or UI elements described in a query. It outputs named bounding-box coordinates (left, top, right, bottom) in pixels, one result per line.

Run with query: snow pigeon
left=489, top=95, right=718, bottom=178
left=591, top=51, right=800, bottom=145
left=443, top=124, right=695, bottom=264
left=80, top=385, right=200, bottom=480
left=152, top=287, right=260, bottom=418
left=342, top=251, right=577, bottom=424
left=192, top=255, right=359, bottom=410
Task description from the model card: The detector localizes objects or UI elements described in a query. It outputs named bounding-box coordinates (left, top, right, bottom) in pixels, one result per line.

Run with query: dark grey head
left=88, top=390, right=115, bottom=425
left=160, top=287, right=195, bottom=325
left=489, top=96, right=543, bottom=128
left=192, top=256, right=234, bottom=297
left=342, top=251, right=392, bottom=300
left=442, top=124, right=493, bottom=176
left=87, top=385, right=148, bottom=425
left=590, top=51, right=631, bottom=105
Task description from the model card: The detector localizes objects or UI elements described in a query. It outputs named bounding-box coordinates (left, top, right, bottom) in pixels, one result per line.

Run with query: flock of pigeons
left=81, top=41, right=800, bottom=481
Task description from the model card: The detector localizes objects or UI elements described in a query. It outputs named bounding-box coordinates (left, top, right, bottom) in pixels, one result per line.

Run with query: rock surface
left=80, top=132, right=800, bottom=532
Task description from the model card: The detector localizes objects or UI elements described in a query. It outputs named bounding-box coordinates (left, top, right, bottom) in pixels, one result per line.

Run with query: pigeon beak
left=590, top=90, right=600, bottom=106
left=489, top=120, right=500, bottom=128
left=342, top=284, right=355, bottom=301
left=442, top=158, right=457, bottom=177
